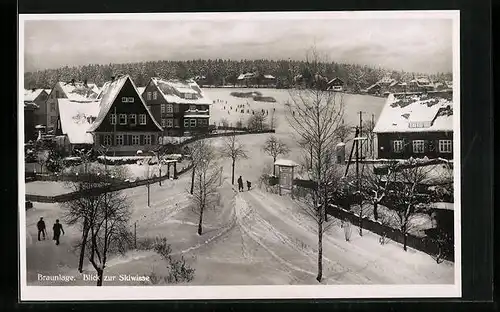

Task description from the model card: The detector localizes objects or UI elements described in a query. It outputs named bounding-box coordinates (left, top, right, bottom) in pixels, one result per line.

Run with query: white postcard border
left=18, top=10, right=461, bottom=301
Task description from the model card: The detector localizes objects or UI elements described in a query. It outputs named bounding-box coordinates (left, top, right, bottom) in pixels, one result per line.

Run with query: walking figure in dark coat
left=52, top=219, right=65, bottom=246
left=37, top=217, right=46, bottom=241
left=237, top=176, right=244, bottom=192
left=246, top=180, right=252, bottom=191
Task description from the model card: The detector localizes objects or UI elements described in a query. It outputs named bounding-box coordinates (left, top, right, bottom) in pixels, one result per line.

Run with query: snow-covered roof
left=328, top=77, right=344, bottom=85
left=24, top=89, right=46, bottom=102
left=237, top=72, right=256, bottom=80
left=264, top=74, right=275, bottom=79
left=366, top=83, right=381, bottom=90
left=24, top=101, right=39, bottom=110
left=57, top=81, right=100, bottom=101
left=150, top=77, right=212, bottom=105
left=58, top=99, right=100, bottom=144
left=137, top=87, right=146, bottom=95
left=274, top=159, right=299, bottom=167
left=373, top=92, right=453, bottom=133
left=88, top=75, right=163, bottom=132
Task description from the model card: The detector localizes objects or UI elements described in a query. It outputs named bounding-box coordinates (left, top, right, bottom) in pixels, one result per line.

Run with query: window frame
left=131, top=135, right=140, bottom=145
left=147, top=92, right=152, bottom=100
left=153, top=91, right=158, bottom=100
left=161, top=104, right=166, bottom=114
left=189, top=105, right=196, bottom=111
left=139, top=114, right=147, bottom=125
left=438, top=140, right=453, bottom=153
left=128, top=97, right=135, bottom=103
left=129, top=114, right=137, bottom=125
left=144, top=135, right=152, bottom=145
left=183, top=119, right=190, bottom=128
left=166, top=104, right=173, bottom=113
left=166, top=118, right=173, bottom=128
left=392, top=140, right=404, bottom=153
left=103, top=134, right=112, bottom=146
left=119, top=114, right=127, bottom=125
left=161, top=118, right=166, bottom=127
left=115, top=134, right=124, bottom=146
left=174, top=118, right=180, bottom=128
left=190, top=119, right=196, bottom=127
left=412, top=140, right=425, bottom=154
left=110, top=114, right=117, bottom=125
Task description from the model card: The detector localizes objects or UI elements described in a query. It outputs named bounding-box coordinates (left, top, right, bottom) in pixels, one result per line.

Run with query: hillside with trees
left=24, top=59, right=452, bottom=91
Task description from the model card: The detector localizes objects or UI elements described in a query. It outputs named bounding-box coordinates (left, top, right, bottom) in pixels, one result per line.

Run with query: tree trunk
left=198, top=204, right=204, bottom=235
left=403, top=233, right=408, bottom=251
left=316, top=219, right=323, bottom=282
left=147, top=184, right=150, bottom=207
left=273, top=157, right=276, bottom=175
left=96, top=268, right=103, bottom=286
left=373, top=202, right=379, bottom=221
left=78, top=223, right=89, bottom=273
left=231, top=159, right=235, bottom=185
left=190, top=167, right=196, bottom=194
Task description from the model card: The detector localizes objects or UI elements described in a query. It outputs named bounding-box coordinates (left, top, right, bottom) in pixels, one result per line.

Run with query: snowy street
left=26, top=133, right=454, bottom=286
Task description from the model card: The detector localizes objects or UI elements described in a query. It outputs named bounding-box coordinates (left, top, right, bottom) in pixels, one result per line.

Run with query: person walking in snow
left=37, top=217, right=46, bottom=241
left=52, top=219, right=65, bottom=246
left=246, top=180, right=252, bottom=191
left=237, top=176, right=244, bottom=192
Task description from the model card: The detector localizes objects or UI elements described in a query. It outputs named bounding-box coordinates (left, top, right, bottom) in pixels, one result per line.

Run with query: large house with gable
left=373, top=90, right=454, bottom=160
left=142, top=77, right=212, bottom=137
left=46, top=79, right=100, bottom=131
left=87, top=74, right=163, bottom=155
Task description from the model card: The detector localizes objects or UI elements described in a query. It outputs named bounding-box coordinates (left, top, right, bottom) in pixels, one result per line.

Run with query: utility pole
left=359, top=111, right=363, bottom=162
left=371, top=113, right=375, bottom=158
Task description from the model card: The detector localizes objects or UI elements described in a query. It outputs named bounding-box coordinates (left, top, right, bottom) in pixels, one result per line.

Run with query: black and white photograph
left=18, top=11, right=460, bottom=300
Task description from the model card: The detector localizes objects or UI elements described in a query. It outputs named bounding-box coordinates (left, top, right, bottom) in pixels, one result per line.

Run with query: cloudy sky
left=23, top=14, right=454, bottom=74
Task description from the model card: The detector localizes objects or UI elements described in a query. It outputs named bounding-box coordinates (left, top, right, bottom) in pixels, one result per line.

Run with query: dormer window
left=408, top=121, right=431, bottom=128
left=185, top=93, right=192, bottom=99
left=122, top=97, right=134, bottom=103
left=189, top=105, right=196, bottom=111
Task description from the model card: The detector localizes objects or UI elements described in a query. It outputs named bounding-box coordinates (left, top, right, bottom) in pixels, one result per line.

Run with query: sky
left=23, top=14, right=454, bottom=74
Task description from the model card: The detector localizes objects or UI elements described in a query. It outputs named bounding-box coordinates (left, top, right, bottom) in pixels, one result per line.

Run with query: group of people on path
left=36, top=217, right=65, bottom=245
left=237, top=176, right=251, bottom=192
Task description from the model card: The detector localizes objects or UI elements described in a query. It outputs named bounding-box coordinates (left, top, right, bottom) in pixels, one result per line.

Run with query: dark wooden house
left=142, top=77, right=212, bottom=138
left=327, top=77, right=345, bottom=91
left=24, top=102, right=38, bottom=142
left=373, top=90, right=454, bottom=160
left=87, top=74, right=163, bottom=155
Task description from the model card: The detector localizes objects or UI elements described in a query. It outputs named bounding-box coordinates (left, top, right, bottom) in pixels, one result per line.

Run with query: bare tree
left=87, top=189, right=132, bottom=285
left=285, top=46, right=345, bottom=282
left=335, top=122, right=354, bottom=144
left=360, top=163, right=398, bottom=221
left=382, top=160, right=433, bottom=251
left=361, top=118, right=376, bottom=158
left=62, top=156, right=129, bottom=280
left=220, top=133, right=248, bottom=185
left=221, top=118, right=229, bottom=128
left=36, top=149, right=49, bottom=174
left=189, top=140, right=222, bottom=235
left=262, top=135, right=290, bottom=175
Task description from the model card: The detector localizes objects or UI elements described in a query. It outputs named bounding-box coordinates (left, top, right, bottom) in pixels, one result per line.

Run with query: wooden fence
left=26, top=164, right=194, bottom=204
left=325, top=205, right=454, bottom=261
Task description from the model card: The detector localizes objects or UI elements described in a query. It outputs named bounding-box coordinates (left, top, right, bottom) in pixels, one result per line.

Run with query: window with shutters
left=438, top=140, right=452, bottom=153
left=131, top=135, right=140, bottom=145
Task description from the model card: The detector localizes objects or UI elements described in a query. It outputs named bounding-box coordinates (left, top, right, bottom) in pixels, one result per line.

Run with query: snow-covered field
left=24, top=89, right=454, bottom=286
